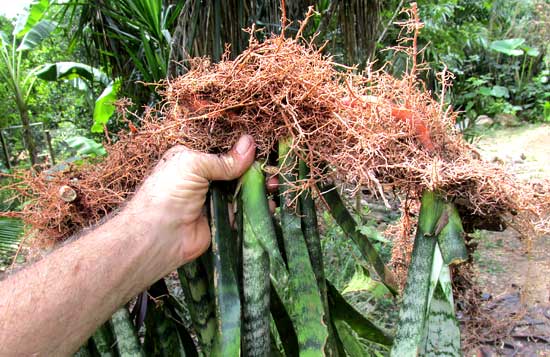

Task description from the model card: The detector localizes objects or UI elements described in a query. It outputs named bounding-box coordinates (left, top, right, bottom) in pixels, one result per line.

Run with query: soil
left=466, top=123, right=550, bottom=356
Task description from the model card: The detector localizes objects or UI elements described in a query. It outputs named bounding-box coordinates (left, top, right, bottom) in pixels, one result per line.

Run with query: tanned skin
left=0, top=135, right=256, bottom=356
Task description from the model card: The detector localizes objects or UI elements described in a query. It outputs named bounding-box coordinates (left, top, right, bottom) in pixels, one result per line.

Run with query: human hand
left=126, top=135, right=255, bottom=269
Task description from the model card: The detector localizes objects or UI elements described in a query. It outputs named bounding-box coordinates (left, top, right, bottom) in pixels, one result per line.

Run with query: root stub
left=9, top=33, right=550, bottom=242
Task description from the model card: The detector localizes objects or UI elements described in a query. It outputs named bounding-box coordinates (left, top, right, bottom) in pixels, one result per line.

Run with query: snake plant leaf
left=327, top=281, right=393, bottom=346
left=209, top=185, right=241, bottom=356
left=299, top=161, right=326, bottom=288
left=270, top=283, right=299, bottom=357
left=278, top=139, right=329, bottom=355
left=320, top=184, right=399, bottom=295
left=426, top=244, right=445, bottom=313
left=390, top=191, right=446, bottom=357
left=143, top=300, right=186, bottom=357
left=437, top=204, right=468, bottom=265
left=241, top=164, right=272, bottom=355
left=110, top=307, right=143, bottom=356
left=332, top=320, right=370, bottom=357
left=177, top=261, right=216, bottom=354
left=74, top=344, right=92, bottom=357
left=164, top=296, right=200, bottom=356
left=299, top=161, right=339, bottom=356
left=91, top=322, right=116, bottom=356
left=241, top=164, right=289, bottom=287
left=420, top=262, right=461, bottom=356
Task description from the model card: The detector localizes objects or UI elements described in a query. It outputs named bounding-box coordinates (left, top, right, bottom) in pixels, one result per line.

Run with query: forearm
left=0, top=208, right=176, bottom=356
left=0, top=136, right=255, bottom=356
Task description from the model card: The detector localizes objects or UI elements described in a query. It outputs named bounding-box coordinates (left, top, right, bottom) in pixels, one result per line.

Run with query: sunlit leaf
left=420, top=261, right=461, bottom=356
left=523, top=46, right=540, bottom=57
left=36, top=62, right=110, bottom=86
left=64, top=136, right=107, bottom=157
left=16, top=20, right=56, bottom=51
left=490, top=38, right=525, bottom=56
left=342, top=265, right=390, bottom=298
left=13, top=0, right=51, bottom=38
left=91, top=79, right=121, bottom=133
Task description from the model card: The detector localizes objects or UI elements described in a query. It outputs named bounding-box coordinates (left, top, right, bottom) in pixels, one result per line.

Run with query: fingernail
left=235, top=135, right=253, bottom=155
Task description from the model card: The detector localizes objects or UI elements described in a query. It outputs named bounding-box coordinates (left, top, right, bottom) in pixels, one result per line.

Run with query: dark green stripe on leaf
left=420, top=263, right=461, bottom=357
left=210, top=185, right=241, bottom=356
left=278, top=139, right=329, bottom=356
left=177, top=261, right=216, bottom=354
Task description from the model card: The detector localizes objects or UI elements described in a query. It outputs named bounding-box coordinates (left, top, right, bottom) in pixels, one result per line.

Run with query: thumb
left=194, top=135, right=256, bottom=181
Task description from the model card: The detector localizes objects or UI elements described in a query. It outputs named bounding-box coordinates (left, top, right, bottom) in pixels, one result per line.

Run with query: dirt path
left=468, top=124, right=550, bottom=355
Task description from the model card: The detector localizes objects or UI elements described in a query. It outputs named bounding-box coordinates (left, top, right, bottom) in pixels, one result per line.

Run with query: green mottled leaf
left=278, top=139, right=329, bottom=355
left=390, top=191, right=445, bottom=357
left=420, top=260, right=461, bottom=356
left=333, top=320, right=369, bottom=357
left=270, top=283, right=299, bottom=357
left=299, top=161, right=339, bottom=356
left=177, top=262, right=216, bottom=354
left=110, top=307, right=143, bottom=356
left=210, top=185, right=240, bottom=356
left=241, top=164, right=271, bottom=355
left=92, top=323, right=116, bottom=356
left=143, top=300, right=186, bottom=357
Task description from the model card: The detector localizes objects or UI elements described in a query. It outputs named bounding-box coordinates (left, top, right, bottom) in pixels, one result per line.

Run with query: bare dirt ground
left=466, top=124, right=550, bottom=356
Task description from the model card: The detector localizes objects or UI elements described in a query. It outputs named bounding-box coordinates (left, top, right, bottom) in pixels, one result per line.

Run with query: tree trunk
left=14, top=91, right=37, bottom=166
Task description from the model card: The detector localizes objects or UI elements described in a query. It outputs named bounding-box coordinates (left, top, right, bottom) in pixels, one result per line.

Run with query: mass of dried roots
left=6, top=23, right=550, bottom=243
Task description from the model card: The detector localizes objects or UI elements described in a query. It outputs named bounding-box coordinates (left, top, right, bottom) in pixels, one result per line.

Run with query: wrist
left=112, top=204, right=183, bottom=281
left=121, top=193, right=200, bottom=269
